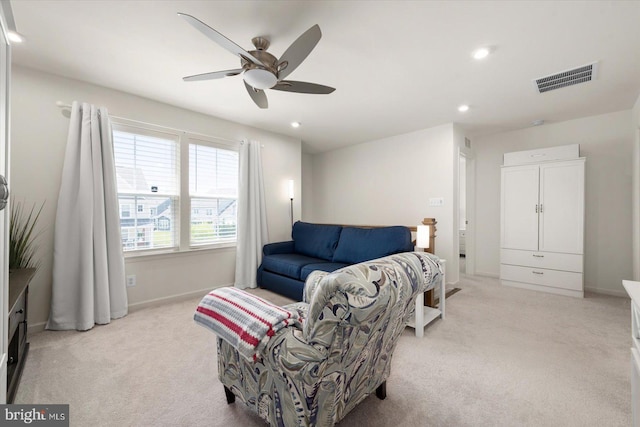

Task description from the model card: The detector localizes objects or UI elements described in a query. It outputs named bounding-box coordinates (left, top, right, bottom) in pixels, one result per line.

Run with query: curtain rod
left=56, top=101, right=244, bottom=145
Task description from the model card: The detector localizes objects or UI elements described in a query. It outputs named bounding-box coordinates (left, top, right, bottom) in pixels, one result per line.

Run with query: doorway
left=459, top=150, right=475, bottom=276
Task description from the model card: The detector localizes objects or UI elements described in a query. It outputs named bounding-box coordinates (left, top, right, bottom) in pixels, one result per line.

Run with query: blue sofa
left=257, top=221, right=414, bottom=300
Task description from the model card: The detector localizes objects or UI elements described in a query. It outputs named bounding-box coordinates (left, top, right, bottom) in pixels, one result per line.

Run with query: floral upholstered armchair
left=216, top=251, right=442, bottom=427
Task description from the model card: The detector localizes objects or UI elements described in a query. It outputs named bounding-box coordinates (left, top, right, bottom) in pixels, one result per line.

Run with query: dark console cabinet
left=7, top=269, right=34, bottom=403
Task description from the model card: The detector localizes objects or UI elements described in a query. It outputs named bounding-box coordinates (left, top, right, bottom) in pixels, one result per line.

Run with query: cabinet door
left=539, top=160, right=584, bottom=254
left=501, top=165, right=540, bottom=250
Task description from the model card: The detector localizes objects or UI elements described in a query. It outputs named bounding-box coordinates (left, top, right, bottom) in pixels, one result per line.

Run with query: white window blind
left=113, top=127, right=180, bottom=252
left=189, top=141, right=239, bottom=246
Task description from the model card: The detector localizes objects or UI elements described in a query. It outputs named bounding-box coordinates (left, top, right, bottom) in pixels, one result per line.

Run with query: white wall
left=475, top=110, right=633, bottom=296
left=308, top=124, right=460, bottom=284
left=301, top=152, right=313, bottom=222
left=11, top=66, right=302, bottom=330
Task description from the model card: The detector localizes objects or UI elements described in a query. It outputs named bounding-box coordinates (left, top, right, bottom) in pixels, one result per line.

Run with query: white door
left=501, top=165, right=540, bottom=250
left=539, top=160, right=585, bottom=254
left=0, top=9, right=9, bottom=404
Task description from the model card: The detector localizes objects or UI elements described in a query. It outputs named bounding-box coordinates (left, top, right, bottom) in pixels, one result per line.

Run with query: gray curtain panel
left=47, top=101, right=127, bottom=331
left=234, top=140, right=268, bottom=289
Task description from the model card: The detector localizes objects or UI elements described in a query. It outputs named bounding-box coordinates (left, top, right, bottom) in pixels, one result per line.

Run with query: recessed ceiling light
left=458, top=105, right=469, bottom=112
left=472, top=47, right=490, bottom=60
left=7, top=31, right=24, bottom=44
left=291, top=122, right=301, bottom=128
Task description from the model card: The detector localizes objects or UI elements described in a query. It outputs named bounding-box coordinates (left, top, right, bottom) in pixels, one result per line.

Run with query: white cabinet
left=538, top=162, right=585, bottom=254
left=622, top=280, right=640, bottom=427
left=501, top=165, right=539, bottom=251
left=500, top=147, right=585, bottom=298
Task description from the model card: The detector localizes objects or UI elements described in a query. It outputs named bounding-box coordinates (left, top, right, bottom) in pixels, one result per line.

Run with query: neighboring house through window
left=113, top=125, right=179, bottom=252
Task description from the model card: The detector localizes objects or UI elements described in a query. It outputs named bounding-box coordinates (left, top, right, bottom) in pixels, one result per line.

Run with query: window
left=113, top=125, right=179, bottom=252
left=113, top=122, right=239, bottom=253
left=189, top=140, right=239, bottom=246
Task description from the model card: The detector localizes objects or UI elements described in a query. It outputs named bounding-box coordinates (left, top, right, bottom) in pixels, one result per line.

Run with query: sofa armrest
left=263, top=240, right=295, bottom=256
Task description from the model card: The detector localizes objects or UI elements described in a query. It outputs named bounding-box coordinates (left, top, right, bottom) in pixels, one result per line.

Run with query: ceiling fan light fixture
left=179, top=15, right=333, bottom=108
left=243, top=68, right=277, bottom=90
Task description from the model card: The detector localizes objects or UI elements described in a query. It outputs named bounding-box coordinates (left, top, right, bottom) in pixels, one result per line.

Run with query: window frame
left=111, top=119, right=240, bottom=258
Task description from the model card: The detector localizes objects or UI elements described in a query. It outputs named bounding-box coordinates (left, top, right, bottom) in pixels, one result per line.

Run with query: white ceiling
left=9, top=1, right=640, bottom=153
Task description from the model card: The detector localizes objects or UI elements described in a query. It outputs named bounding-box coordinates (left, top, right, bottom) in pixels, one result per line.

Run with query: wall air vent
left=534, top=62, right=598, bottom=93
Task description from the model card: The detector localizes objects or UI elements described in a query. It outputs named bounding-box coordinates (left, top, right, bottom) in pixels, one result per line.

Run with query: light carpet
left=16, top=274, right=631, bottom=426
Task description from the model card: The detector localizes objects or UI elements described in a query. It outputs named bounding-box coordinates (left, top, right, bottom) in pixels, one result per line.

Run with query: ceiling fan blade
left=272, top=80, right=335, bottom=94
left=183, top=69, right=244, bottom=82
left=277, top=24, right=321, bottom=80
left=244, top=81, right=268, bottom=109
left=178, top=13, right=264, bottom=66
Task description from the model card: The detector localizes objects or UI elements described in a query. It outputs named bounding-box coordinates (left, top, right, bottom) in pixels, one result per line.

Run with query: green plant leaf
left=9, top=198, right=45, bottom=270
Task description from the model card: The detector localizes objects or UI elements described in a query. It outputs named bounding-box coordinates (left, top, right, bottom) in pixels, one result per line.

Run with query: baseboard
left=28, top=322, right=46, bottom=335
left=475, top=271, right=500, bottom=279
left=128, top=285, right=229, bottom=312
left=584, top=286, right=628, bottom=298
left=28, top=285, right=231, bottom=335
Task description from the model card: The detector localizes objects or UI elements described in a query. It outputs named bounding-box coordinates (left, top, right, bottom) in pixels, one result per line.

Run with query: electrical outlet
left=126, top=275, right=136, bottom=287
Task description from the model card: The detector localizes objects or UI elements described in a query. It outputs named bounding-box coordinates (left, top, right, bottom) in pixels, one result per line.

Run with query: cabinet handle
left=539, top=204, right=543, bottom=213
left=535, top=204, right=538, bottom=213
left=532, top=271, right=544, bottom=275
left=15, top=309, right=23, bottom=314
left=532, top=254, right=544, bottom=258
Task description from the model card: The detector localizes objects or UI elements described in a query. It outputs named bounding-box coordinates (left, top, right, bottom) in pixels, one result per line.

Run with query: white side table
left=622, top=280, right=640, bottom=427
left=408, top=259, right=446, bottom=338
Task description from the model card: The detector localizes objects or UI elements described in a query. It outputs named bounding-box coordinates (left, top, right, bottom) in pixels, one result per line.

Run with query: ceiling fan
left=178, top=13, right=335, bottom=109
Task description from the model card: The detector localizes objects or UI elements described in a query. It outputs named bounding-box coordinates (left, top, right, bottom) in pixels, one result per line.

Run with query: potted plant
left=9, top=199, right=44, bottom=272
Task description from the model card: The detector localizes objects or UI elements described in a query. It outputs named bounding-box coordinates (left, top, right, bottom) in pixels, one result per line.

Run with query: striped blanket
left=194, top=287, right=303, bottom=362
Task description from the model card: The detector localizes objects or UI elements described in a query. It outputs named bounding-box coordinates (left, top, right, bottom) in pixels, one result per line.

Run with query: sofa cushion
left=261, top=254, right=326, bottom=280
left=332, top=226, right=412, bottom=264
left=262, top=240, right=295, bottom=256
left=292, top=221, right=343, bottom=261
left=300, top=262, right=349, bottom=281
